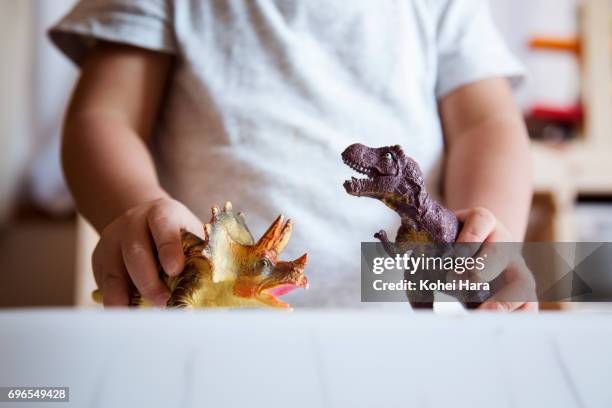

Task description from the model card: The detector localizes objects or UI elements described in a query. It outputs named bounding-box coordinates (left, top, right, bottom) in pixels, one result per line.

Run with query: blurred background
left=1, top=0, right=611, bottom=308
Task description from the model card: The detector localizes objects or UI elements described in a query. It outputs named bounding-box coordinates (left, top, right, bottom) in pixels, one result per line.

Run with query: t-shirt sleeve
left=435, top=0, right=525, bottom=99
left=48, top=0, right=176, bottom=66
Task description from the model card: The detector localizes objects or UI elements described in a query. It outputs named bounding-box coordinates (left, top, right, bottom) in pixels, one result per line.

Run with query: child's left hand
left=455, top=207, right=538, bottom=312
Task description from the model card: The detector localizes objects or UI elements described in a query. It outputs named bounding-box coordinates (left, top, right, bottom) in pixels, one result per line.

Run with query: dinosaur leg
left=408, top=286, right=435, bottom=309
left=409, top=297, right=434, bottom=309
left=405, top=269, right=434, bottom=309
left=375, top=230, right=435, bottom=308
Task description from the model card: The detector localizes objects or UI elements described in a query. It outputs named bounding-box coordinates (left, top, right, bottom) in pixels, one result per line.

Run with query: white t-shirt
left=50, top=0, right=524, bottom=308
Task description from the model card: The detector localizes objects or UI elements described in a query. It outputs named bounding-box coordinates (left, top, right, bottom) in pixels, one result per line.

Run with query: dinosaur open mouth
left=265, top=283, right=305, bottom=297
left=261, top=279, right=309, bottom=308
left=342, top=156, right=378, bottom=196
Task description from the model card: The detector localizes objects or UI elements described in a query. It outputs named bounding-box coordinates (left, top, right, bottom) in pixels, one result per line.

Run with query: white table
left=1, top=310, right=611, bottom=407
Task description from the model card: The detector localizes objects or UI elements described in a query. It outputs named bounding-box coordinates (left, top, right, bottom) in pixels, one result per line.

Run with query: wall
left=489, top=0, right=581, bottom=109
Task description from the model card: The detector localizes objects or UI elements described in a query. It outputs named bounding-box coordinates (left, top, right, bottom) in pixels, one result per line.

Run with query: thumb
left=147, top=202, right=201, bottom=277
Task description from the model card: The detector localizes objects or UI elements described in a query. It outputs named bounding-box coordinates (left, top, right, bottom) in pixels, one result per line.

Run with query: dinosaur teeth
left=343, top=157, right=374, bottom=177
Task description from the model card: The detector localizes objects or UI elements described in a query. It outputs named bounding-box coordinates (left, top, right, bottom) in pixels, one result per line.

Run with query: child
left=50, top=0, right=535, bottom=310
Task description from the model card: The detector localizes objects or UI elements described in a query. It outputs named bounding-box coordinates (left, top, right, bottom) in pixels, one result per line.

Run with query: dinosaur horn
left=256, top=214, right=285, bottom=251
left=293, top=253, right=308, bottom=267
left=274, top=219, right=293, bottom=254
left=211, top=205, right=221, bottom=220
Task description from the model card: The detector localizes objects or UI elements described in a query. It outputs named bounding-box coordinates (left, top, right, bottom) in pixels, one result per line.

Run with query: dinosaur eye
left=254, top=258, right=272, bottom=275
left=383, top=152, right=394, bottom=160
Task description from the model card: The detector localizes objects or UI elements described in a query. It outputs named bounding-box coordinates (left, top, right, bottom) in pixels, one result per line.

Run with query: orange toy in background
left=93, top=202, right=308, bottom=309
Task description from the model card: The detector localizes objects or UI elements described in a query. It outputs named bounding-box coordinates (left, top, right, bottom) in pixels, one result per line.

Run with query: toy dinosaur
left=93, top=202, right=308, bottom=309
left=342, top=143, right=501, bottom=309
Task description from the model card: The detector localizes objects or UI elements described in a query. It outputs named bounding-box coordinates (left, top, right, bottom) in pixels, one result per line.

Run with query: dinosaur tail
left=92, top=289, right=103, bottom=304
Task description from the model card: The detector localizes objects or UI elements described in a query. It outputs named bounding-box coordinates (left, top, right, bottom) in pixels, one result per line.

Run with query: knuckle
left=102, top=275, right=128, bottom=304
left=472, top=207, right=495, bottom=222
left=118, top=217, right=136, bottom=234
left=472, top=206, right=488, bottom=216
left=103, top=274, right=124, bottom=288
left=461, top=229, right=482, bottom=242
left=123, top=241, right=148, bottom=261
left=148, top=202, right=176, bottom=226
left=123, top=206, right=140, bottom=220
left=149, top=212, right=170, bottom=228
left=152, top=197, right=172, bottom=206
left=138, top=280, right=163, bottom=299
left=497, top=301, right=515, bottom=311
left=157, top=240, right=178, bottom=254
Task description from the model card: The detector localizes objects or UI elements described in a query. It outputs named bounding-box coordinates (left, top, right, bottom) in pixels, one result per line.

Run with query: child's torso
left=152, top=0, right=445, bottom=307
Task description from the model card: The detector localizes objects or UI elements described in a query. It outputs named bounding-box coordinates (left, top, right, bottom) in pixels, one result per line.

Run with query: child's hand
left=455, top=207, right=538, bottom=312
left=92, top=197, right=203, bottom=307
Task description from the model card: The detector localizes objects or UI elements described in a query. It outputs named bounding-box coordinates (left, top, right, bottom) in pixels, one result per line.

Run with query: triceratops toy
left=93, top=202, right=308, bottom=309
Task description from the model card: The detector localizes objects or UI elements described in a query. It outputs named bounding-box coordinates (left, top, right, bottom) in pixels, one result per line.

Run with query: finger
left=469, top=239, right=515, bottom=283
left=92, top=240, right=107, bottom=289
left=456, top=207, right=497, bottom=243
left=147, top=202, right=188, bottom=277
left=92, top=237, right=130, bottom=307
left=516, top=302, right=539, bottom=312
left=479, top=299, right=538, bottom=312
left=121, top=222, right=169, bottom=307
left=478, top=260, right=537, bottom=312
left=447, top=243, right=508, bottom=296
left=465, top=226, right=521, bottom=283
left=102, top=273, right=131, bottom=307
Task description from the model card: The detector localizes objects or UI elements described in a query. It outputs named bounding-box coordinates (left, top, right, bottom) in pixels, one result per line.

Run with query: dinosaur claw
left=224, top=201, right=233, bottom=212
left=212, top=205, right=220, bottom=217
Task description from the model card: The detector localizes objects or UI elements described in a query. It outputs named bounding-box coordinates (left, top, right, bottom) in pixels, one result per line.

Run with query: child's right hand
left=91, top=197, right=203, bottom=307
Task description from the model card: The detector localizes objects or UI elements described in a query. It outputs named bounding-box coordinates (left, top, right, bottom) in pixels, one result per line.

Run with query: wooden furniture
left=528, top=0, right=612, bottom=310
left=529, top=0, right=612, bottom=243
